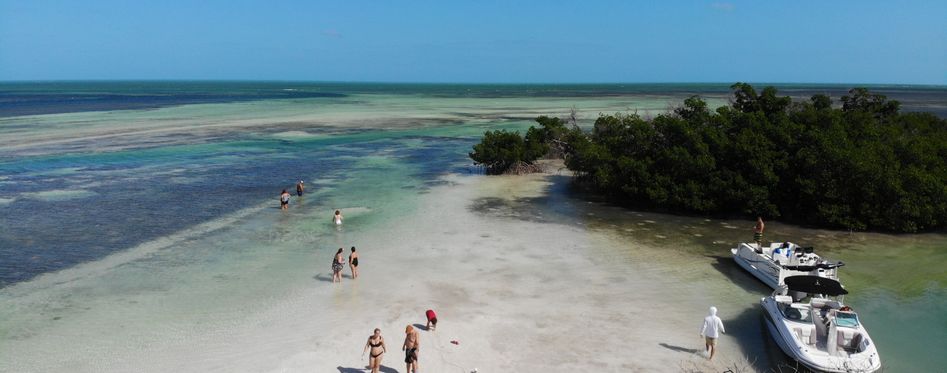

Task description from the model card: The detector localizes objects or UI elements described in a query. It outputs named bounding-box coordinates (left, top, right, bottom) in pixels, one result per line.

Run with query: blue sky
left=1, top=1, right=945, bottom=84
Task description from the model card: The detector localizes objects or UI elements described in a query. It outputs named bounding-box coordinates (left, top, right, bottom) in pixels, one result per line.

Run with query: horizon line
left=1, top=79, right=946, bottom=88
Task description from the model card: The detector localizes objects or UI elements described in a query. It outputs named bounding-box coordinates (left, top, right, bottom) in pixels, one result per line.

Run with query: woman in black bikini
left=349, top=246, right=359, bottom=279
left=362, top=328, right=387, bottom=373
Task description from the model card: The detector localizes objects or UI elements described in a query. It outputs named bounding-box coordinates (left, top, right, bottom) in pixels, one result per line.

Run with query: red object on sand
left=450, top=340, right=459, bottom=345
left=426, top=309, right=437, bottom=320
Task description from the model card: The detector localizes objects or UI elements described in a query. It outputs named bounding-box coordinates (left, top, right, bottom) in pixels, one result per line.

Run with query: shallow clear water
left=488, top=177, right=947, bottom=372
left=0, top=82, right=945, bottom=372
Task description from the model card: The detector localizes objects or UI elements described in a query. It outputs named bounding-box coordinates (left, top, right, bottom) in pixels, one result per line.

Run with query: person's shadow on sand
left=412, top=323, right=429, bottom=331
left=659, top=342, right=701, bottom=354
left=337, top=365, right=398, bottom=373
left=314, top=274, right=333, bottom=282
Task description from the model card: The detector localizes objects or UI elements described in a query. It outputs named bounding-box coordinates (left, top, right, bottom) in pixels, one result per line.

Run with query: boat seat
left=838, top=329, right=862, bottom=351
left=794, top=327, right=816, bottom=346
left=811, top=307, right=827, bottom=341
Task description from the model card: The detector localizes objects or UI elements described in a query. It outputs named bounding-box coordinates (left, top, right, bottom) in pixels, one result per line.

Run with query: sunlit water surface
left=1, top=82, right=944, bottom=372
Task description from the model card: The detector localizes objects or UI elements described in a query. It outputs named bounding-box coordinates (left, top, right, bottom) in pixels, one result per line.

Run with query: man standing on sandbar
left=402, top=325, right=420, bottom=373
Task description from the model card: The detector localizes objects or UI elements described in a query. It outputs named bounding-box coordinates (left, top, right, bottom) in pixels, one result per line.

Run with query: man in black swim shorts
left=403, top=325, right=419, bottom=373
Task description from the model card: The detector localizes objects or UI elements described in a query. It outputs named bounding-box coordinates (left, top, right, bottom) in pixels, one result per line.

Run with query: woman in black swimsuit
left=362, top=328, right=386, bottom=373
left=349, top=246, right=359, bottom=279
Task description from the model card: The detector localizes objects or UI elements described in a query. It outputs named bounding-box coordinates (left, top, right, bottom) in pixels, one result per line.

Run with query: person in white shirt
left=699, top=306, right=726, bottom=360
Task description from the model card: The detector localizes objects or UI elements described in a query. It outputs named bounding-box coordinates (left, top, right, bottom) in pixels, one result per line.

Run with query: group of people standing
left=361, top=310, right=437, bottom=373
left=332, top=246, right=358, bottom=282
left=277, top=182, right=353, bottom=282
left=279, top=180, right=306, bottom=210
left=277, top=179, right=436, bottom=372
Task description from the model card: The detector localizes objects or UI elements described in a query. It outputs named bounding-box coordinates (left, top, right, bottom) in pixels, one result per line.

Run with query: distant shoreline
left=3, top=81, right=946, bottom=118
left=2, top=80, right=946, bottom=88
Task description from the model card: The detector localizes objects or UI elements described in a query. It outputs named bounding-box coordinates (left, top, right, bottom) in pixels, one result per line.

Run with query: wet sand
left=1, top=172, right=749, bottom=373
left=269, top=173, right=745, bottom=373
left=3, top=168, right=944, bottom=372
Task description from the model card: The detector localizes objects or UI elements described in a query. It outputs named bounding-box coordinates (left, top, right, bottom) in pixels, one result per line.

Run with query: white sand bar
left=1, top=173, right=747, bottom=372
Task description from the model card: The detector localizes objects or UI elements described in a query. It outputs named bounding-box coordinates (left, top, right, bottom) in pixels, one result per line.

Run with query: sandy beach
left=217, top=172, right=753, bottom=373
left=2, top=171, right=749, bottom=373
left=271, top=173, right=738, bottom=373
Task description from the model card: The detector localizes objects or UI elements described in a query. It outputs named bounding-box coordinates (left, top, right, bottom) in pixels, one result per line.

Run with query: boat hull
left=731, top=243, right=841, bottom=290
left=732, top=248, right=781, bottom=289
left=761, top=297, right=881, bottom=373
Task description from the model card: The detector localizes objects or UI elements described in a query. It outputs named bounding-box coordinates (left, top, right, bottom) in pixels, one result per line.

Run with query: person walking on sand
left=280, top=189, right=291, bottom=210
left=753, top=216, right=765, bottom=252
left=349, top=246, right=359, bottom=279
left=333, top=210, right=343, bottom=225
left=296, top=180, right=304, bottom=196
left=425, top=309, right=438, bottom=331
left=362, top=328, right=387, bottom=373
left=402, top=325, right=420, bottom=373
left=699, top=306, right=726, bottom=360
left=332, top=248, right=345, bottom=283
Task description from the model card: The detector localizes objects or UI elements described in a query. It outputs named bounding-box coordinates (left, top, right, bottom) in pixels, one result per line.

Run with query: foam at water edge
left=269, top=131, right=328, bottom=140
left=20, top=189, right=97, bottom=202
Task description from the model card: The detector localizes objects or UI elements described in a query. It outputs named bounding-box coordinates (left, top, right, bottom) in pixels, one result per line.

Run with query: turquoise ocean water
left=0, top=82, right=945, bottom=372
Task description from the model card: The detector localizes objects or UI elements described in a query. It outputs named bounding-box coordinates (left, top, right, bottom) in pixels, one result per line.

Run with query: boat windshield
left=835, top=311, right=860, bottom=328
left=780, top=304, right=812, bottom=323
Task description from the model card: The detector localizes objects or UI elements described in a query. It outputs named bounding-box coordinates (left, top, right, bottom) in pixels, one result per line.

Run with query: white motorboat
left=761, top=276, right=881, bottom=373
left=731, top=242, right=844, bottom=289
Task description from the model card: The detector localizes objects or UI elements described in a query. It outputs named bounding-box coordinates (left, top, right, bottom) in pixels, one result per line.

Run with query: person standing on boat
left=753, top=216, right=765, bottom=252
left=699, top=306, right=726, bottom=360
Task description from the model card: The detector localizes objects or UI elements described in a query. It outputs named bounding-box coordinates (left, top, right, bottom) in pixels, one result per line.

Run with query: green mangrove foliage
left=468, top=115, right=584, bottom=174
left=468, top=127, right=547, bottom=174
left=470, top=83, right=947, bottom=232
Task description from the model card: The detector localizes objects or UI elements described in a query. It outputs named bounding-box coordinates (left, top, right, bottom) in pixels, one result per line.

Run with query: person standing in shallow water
left=332, top=248, right=345, bottom=283
left=333, top=210, right=343, bottom=225
left=699, top=306, right=726, bottom=360
left=279, top=189, right=290, bottom=210
left=753, top=216, right=765, bottom=251
left=295, top=180, right=304, bottom=196
left=362, top=328, right=387, bottom=373
left=402, top=325, right=420, bottom=373
left=349, top=246, right=359, bottom=279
